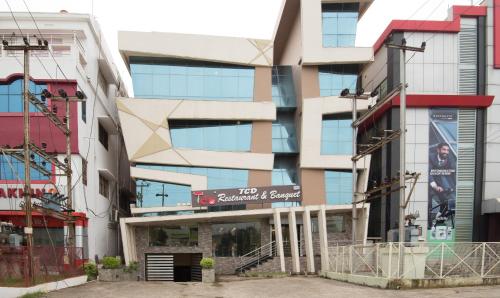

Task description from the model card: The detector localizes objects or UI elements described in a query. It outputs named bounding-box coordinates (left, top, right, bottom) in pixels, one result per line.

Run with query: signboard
left=0, top=184, right=53, bottom=210
left=192, top=185, right=302, bottom=207
left=427, top=108, right=457, bottom=242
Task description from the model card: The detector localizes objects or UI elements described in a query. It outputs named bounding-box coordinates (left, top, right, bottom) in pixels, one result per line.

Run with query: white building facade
left=0, top=11, right=130, bottom=259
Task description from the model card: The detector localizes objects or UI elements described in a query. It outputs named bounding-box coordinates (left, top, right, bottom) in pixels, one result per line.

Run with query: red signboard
left=192, top=185, right=302, bottom=207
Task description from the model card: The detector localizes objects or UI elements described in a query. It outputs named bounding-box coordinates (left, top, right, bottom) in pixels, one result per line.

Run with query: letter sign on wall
left=192, top=185, right=302, bottom=207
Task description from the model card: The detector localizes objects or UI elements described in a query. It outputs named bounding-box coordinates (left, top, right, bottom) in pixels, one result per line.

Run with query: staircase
left=234, top=241, right=276, bottom=274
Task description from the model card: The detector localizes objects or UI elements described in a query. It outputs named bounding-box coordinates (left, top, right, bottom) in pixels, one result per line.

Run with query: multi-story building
left=359, top=1, right=499, bottom=242
left=0, top=11, right=131, bottom=259
left=118, top=0, right=376, bottom=281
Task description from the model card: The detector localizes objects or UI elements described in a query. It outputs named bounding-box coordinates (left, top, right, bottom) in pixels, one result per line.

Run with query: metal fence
left=328, top=242, right=500, bottom=280
left=0, top=245, right=85, bottom=286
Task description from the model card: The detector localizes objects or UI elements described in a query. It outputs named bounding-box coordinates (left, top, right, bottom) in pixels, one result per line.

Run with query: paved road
left=47, top=276, right=500, bottom=298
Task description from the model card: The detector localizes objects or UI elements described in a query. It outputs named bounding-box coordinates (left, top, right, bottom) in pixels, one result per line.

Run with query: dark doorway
left=173, top=253, right=202, bottom=282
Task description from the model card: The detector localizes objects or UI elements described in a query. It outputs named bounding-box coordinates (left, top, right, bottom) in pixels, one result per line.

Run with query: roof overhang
left=118, top=31, right=273, bottom=69
left=122, top=203, right=369, bottom=226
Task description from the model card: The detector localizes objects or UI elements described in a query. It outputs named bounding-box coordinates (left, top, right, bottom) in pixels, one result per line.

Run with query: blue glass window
left=272, top=156, right=299, bottom=207
left=322, top=3, right=359, bottom=48
left=272, top=112, right=298, bottom=153
left=0, top=79, right=48, bottom=112
left=130, top=57, right=254, bottom=101
left=318, top=64, right=358, bottom=97
left=136, top=165, right=248, bottom=207
left=272, top=66, right=296, bottom=108
left=322, top=114, right=352, bottom=155
left=325, top=170, right=352, bottom=205
left=169, top=120, right=252, bottom=152
left=0, top=152, right=52, bottom=180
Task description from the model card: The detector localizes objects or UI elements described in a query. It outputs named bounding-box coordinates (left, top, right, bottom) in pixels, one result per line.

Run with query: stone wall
left=134, top=223, right=212, bottom=280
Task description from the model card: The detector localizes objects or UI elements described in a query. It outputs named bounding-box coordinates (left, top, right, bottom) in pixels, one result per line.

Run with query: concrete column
left=302, top=207, right=315, bottom=273
left=318, top=205, right=329, bottom=273
left=288, top=209, right=300, bottom=273
left=273, top=209, right=286, bottom=272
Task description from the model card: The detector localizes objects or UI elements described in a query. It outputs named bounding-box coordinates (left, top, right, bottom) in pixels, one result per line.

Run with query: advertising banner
left=428, top=108, right=457, bottom=242
left=192, top=185, right=302, bottom=207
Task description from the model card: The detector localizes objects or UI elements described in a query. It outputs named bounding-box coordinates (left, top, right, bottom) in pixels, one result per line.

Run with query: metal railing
left=327, top=242, right=500, bottom=280
left=235, top=241, right=276, bottom=273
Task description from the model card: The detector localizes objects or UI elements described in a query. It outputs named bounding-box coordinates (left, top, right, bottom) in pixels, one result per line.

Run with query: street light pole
left=352, top=95, right=358, bottom=244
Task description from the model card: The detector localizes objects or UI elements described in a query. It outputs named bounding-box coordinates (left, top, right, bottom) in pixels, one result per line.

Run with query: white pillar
left=318, top=205, right=329, bottom=273
left=273, top=209, right=286, bottom=272
left=302, top=207, right=315, bottom=273
left=288, top=209, right=300, bottom=273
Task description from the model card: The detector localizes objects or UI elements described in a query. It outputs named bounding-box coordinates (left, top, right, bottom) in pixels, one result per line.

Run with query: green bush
left=200, top=257, right=215, bottom=269
left=124, top=261, right=139, bottom=273
left=83, top=262, right=98, bottom=280
left=102, top=256, right=122, bottom=269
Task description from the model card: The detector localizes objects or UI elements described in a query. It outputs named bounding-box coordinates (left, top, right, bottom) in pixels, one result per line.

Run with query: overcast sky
left=1, top=0, right=481, bottom=94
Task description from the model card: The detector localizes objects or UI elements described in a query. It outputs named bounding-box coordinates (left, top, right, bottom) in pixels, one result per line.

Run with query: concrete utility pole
left=3, top=36, right=48, bottom=285
left=386, top=38, right=425, bottom=242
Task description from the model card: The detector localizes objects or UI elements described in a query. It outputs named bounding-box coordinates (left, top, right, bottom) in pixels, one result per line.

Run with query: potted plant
left=99, top=256, right=123, bottom=282
left=200, top=257, right=215, bottom=283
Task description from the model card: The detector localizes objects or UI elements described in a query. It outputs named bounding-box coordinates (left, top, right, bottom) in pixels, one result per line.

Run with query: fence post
left=342, top=246, right=345, bottom=273
left=481, top=242, right=486, bottom=277
left=388, top=242, right=393, bottom=279
left=350, top=246, right=353, bottom=274
left=397, top=242, right=401, bottom=278
left=376, top=243, right=379, bottom=277
left=440, top=243, right=444, bottom=278
left=336, top=244, right=339, bottom=273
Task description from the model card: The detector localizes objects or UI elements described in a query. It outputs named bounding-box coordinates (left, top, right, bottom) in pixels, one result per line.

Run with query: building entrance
left=145, top=253, right=202, bottom=282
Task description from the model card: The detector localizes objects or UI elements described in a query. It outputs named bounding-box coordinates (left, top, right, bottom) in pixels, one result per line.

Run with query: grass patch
left=19, top=291, right=46, bottom=298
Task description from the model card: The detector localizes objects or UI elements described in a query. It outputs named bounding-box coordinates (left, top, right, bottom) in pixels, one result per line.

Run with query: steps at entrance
left=234, top=255, right=274, bottom=273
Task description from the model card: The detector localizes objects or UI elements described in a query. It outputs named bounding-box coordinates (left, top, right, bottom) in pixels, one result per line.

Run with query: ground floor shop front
left=120, top=204, right=369, bottom=281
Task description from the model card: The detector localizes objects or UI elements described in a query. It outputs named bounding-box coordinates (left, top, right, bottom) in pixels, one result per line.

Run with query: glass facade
left=0, top=153, right=52, bottom=180
left=272, top=112, right=298, bottom=153
left=169, top=120, right=252, bottom=152
left=325, top=170, right=352, bottom=205
left=272, top=156, right=298, bottom=207
left=136, top=165, right=248, bottom=207
left=322, top=3, right=359, bottom=48
left=272, top=66, right=296, bottom=108
left=0, top=79, right=47, bottom=112
left=326, top=215, right=346, bottom=233
left=149, top=225, right=198, bottom=247
left=321, top=114, right=352, bottom=155
left=130, top=57, right=255, bottom=101
left=212, top=222, right=261, bottom=257
left=318, top=64, right=358, bottom=97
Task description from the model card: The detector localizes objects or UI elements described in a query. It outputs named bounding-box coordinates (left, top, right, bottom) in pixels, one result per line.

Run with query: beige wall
left=119, top=31, right=273, bottom=67
left=301, top=169, right=326, bottom=205
left=249, top=66, right=273, bottom=193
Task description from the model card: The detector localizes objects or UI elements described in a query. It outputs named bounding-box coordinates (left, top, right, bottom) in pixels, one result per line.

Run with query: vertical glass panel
left=149, top=226, right=198, bottom=246
left=169, top=120, right=252, bottom=152
left=321, top=115, right=353, bottom=155
left=136, top=165, right=249, bottom=207
left=318, top=64, right=358, bottom=97
left=271, top=66, right=296, bottom=107
left=325, top=170, right=353, bottom=205
left=212, top=222, right=261, bottom=257
left=272, top=112, right=298, bottom=153
left=130, top=57, right=254, bottom=101
left=321, top=3, right=359, bottom=48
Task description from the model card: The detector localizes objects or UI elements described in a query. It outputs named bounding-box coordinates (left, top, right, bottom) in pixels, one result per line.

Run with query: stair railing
left=236, top=241, right=276, bottom=273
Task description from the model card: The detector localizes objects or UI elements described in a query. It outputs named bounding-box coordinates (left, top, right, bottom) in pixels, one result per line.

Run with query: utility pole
left=137, top=181, right=150, bottom=207
left=2, top=35, right=86, bottom=285
left=3, top=36, right=48, bottom=285
left=156, top=184, right=168, bottom=207
left=386, top=38, right=425, bottom=243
